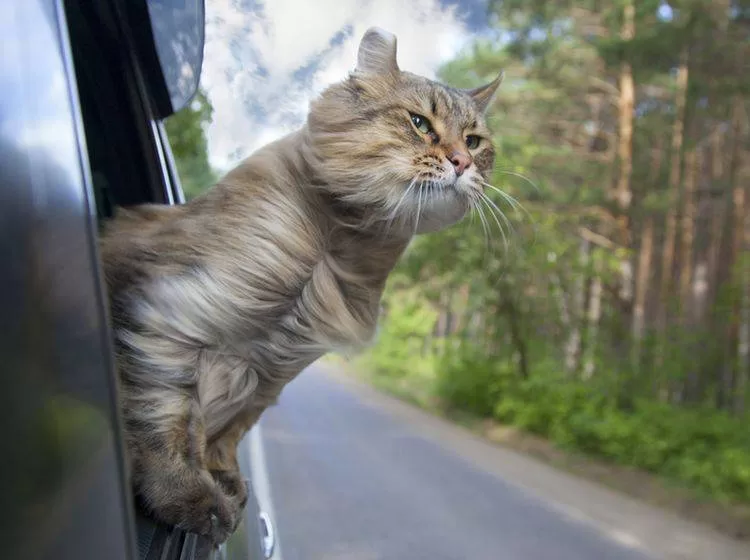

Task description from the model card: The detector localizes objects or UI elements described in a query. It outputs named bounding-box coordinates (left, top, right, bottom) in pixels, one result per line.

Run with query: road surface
left=258, top=364, right=749, bottom=560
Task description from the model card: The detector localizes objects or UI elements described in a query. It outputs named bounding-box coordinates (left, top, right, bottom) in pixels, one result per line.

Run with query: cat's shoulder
left=101, top=203, right=178, bottom=238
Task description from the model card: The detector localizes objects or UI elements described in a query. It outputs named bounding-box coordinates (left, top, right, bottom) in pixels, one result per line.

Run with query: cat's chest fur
left=107, top=184, right=408, bottom=439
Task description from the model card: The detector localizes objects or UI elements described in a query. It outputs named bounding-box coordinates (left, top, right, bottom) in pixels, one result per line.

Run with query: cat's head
left=307, top=27, right=502, bottom=236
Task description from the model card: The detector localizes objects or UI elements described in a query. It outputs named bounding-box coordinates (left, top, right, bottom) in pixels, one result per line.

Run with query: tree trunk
left=614, top=0, right=636, bottom=307
left=632, top=134, right=665, bottom=371
left=656, top=45, right=690, bottom=363
left=583, top=252, right=603, bottom=379
left=736, top=211, right=750, bottom=415
left=632, top=216, right=654, bottom=368
left=679, top=150, right=698, bottom=322
left=565, top=238, right=590, bottom=372
left=501, top=293, right=530, bottom=379
left=733, top=110, right=749, bottom=415
left=454, top=283, right=471, bottom=339
left=680, top=149, right=700, bottom=400
left=707, top=126, right=727, bottom=310
left=692, top=134, right=717, bottom=397
left=719, top=97, right=748, bottom=410
left=730, top=106, right=747, bottom=290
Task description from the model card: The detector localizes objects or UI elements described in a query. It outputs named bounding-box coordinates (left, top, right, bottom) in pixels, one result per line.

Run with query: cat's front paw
left=139, top=468, right=240, bottom=544
left=211, top=468, right=249, bottom=513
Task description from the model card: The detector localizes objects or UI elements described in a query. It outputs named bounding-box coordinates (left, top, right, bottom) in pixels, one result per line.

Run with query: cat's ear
left=466, top=72, right=505, bottom=113
left=356, top=27, right=399, bottom=76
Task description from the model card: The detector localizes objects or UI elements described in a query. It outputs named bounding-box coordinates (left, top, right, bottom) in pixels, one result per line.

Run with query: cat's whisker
left=480, top=191, right=516, bottom=242
left=470, top=192, right=490, bottom=251
left=481, top=181, right=535, bottom=226
left=494, top=168, right=541, bottom=194
left=482, top=182, right=521, bottom=210
left=478, top=192, right=509, bottom=251
left=484, top=183, right=540, bottom=247
left=384, top=178, right=417, bottom=236
left=413, top=181, right=425, bottom=236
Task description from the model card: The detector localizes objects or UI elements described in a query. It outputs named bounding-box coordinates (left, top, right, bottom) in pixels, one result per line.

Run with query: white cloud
left=201, top=0, right=472, bottom=172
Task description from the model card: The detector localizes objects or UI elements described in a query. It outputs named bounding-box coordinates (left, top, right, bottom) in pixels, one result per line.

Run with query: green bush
left=361, top=293, right=750, bottom=504
left=364, top=287, right=438, bottom=380
left=435, top=349, right=514, bottom=416
left=484, top=371, right=750, bottom=503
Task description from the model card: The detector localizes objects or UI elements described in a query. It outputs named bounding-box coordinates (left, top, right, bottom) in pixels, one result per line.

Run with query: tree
left=163, top=88, right=218, bottom=199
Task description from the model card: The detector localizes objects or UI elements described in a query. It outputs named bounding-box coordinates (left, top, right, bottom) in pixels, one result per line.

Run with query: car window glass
left=146, top=0, right=205, bottom=113
left=66, top=0, right=169, bottom=222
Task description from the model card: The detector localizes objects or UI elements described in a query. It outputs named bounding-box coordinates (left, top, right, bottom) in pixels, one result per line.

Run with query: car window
left=65, top=0, right=170, bottom=222
left=146, top=0, right=205, bottom=114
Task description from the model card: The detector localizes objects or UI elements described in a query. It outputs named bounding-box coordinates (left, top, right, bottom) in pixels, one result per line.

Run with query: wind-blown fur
left=100, top=27, right=502, bottom=543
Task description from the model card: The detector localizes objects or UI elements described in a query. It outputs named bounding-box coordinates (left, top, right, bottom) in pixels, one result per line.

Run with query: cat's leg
left=110, top=270, right=259, bottom=542
left=123, top=384, right=239, bottom=544
left=203, top=369, right=308, bottom=505
left=204, top=407, right=265, bottom=517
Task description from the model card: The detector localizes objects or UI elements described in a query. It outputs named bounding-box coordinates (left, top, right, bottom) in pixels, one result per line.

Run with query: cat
left=99, top=27, right=502, bottom=544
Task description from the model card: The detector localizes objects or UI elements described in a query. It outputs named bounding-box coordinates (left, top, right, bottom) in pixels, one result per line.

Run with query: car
left=1, top=1, right=276, bottom=558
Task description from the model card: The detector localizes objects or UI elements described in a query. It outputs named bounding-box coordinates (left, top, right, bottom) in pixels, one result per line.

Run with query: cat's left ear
left=356, top=27, right=399, bottom=76
left=466, top=72, right=505, bottom=113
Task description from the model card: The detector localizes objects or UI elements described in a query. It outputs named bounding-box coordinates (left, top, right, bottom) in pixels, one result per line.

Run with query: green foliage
left=163, top=88, right=219, bottom=199
left=435, top=348, right=515, bottom=417
left=362, top=303, right=750, bottom=503
left=433, top=351, right=750, bottom=502
left=361, top=285, right=438, bottom=381
left=361, top=0, right=750, bottom=507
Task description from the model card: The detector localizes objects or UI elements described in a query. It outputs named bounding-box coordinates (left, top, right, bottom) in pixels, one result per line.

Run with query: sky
left=200, top=0, right=491, bottom=172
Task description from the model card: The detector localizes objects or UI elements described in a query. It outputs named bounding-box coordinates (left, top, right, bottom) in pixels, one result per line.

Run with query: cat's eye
left=465, top=135, right=481, bottom=150
left=410, top=113, right=433, bottom=135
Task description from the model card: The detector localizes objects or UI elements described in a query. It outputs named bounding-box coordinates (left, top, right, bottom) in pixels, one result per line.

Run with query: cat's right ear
left=466, top=72, right=505, bottom=113
left=355, top=27, right=399, bottom=76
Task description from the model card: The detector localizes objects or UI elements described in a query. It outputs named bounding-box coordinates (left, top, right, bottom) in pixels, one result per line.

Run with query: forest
left=166, top=0, right=750, bottom=508
left=361, top=0, right=750, bottom=506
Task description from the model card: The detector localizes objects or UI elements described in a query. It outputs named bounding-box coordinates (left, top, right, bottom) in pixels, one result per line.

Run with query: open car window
left=64, top=0, right=172, bottom=221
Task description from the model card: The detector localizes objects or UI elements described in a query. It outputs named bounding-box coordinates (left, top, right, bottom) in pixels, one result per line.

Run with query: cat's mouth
left=413, top=172, right=479, bottom=196
left=406, top=178, right=464, bottom=200
left=398, top=177, right=471, bottom=234
left=418, top=181, right=451, bottom=192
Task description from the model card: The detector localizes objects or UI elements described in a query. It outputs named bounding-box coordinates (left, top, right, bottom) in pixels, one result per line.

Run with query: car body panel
left=1, top=1, right=137, bottom=558
left=1, top=1, right=273, bottom=558
left=220, top=432, right=271, bottom=560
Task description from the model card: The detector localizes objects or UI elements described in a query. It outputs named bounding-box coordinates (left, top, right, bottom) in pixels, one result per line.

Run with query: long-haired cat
left=100, top=27, right=502, bottom=543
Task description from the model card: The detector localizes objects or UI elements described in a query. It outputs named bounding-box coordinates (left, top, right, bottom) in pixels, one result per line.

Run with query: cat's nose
left=448, top=151, right=472, bottom=176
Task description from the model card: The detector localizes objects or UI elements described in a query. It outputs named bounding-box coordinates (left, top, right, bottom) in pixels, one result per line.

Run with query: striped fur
left=100, top=27, right=501, bottom=543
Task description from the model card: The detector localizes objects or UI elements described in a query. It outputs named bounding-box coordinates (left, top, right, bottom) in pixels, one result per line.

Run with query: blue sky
left=201, top=0, right=491, bottom=171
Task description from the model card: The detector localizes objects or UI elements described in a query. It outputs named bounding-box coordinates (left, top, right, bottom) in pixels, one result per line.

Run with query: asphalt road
left=259, top=365, right=749, bottom=560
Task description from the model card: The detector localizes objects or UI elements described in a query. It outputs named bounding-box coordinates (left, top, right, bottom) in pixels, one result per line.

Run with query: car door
left=1, top=1, right=140, bottom=558
left=1, top=1, right=273, bottom=559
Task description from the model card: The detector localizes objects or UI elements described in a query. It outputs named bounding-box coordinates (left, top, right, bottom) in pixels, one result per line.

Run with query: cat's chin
left=412, top=189, right=471, bottom=234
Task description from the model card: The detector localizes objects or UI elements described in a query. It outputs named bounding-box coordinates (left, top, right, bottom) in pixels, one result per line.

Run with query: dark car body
left=0, top=1, right=274, bottom=558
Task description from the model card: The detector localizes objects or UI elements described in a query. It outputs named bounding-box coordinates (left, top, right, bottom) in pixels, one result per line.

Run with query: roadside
left=322, top=355, right=750, bottom=547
